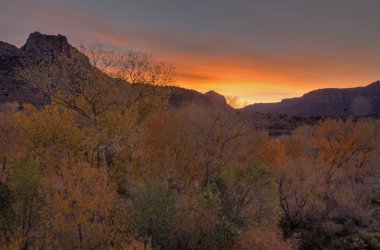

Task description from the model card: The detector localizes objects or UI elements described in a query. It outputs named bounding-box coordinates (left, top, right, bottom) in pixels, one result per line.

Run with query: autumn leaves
left=0, top=47, right=378, bottom=249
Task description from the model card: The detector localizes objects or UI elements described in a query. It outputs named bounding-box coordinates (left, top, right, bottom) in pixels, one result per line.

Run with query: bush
left=131, top=180, right=177, bottom=248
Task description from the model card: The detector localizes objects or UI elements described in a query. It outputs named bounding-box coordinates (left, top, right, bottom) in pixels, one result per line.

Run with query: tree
left=18, top=47, right=171, bottom=171
left=0, top=159, right=44, bottom=249
left=0, top=112, right=25, bottom=171
left=277, top=119, right=380, bottom=248
left=39, top=164, right=124, bottom=249
left=130, top=180, right=177, bottom=248
left=225, top=96, right=248, bottom=109
left=80, top=44, right=176, bottom=85
left=79, top=43, right=114, bottom=72
left=170, top=162, right=280, bottom=250
left=214, top=162, right=278, bottom=228
left=233, top=227, right=292, bottom=250
left=18, top=54, right=128, bottom=122
left=137, top=104, right=250, bottom=191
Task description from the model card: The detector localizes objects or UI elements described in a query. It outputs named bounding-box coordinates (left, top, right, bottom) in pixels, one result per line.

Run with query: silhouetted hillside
left=1, top=31, right=379, bottom=137
left=0, top=32, right=229, bottom=110
left=242, top=82, right=380, bottom=117
left=0, top=32, right=92, bottom=108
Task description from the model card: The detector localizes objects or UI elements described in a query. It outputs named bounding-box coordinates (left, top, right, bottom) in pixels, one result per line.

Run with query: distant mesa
left=241, top=81, right=380, bottom=117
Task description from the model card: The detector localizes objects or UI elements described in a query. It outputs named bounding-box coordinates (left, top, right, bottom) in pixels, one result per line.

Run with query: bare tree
left=225, top=95, right=248, bottom=108
left=80, top=44, right=176, bottom=85
left=18, top=53, right=128, bottom=121
left=79, top=43, right=114, bottom=73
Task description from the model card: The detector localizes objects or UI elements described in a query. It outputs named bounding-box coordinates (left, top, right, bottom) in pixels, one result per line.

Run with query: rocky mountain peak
left=20, top=31, right=71, bottom=55
left=0, top=32, right=87, bottom=108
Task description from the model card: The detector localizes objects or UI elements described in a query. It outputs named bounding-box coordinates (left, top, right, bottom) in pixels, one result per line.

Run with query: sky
left=1, top=0, right=380, bottom=104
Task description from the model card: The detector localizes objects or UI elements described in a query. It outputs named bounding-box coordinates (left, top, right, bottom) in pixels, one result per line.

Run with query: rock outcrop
left=0, top=32, right=91, bottom=108
left=20, top=32, right=71, bottom=56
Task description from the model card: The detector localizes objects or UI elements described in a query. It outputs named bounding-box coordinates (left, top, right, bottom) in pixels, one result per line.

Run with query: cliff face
left=0, top=32, right=86, bottom=72
left=242, top=82, right=380, bottom=117
left=20, top=32, right=72, bottom=56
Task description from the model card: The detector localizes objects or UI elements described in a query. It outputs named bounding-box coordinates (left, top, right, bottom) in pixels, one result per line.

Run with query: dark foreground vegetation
left=0, top=43, right=379, bottom=249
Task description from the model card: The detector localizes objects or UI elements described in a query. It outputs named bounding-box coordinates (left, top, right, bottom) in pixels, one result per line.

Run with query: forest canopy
left=0, top=45, right=379, bottom=250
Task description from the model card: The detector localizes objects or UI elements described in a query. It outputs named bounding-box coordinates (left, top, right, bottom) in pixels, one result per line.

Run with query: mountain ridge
left=241, top=81, right=380, bottom=117
left=0, top=32, right=229, bottom=110
left=1, top=32, right=380, bottom=117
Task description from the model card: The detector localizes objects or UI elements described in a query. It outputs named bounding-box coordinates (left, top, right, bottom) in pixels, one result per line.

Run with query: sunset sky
left=1, top=0, right=380, bottom=103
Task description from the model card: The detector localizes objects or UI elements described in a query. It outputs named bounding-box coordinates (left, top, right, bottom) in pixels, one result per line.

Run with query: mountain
left=241, top=82, right=380, bottom=117
left=0, top=32, right=92, bottom=108
left=2, top=32, right=380, bottom=118
left=0, top=32, right=229, bottom=110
